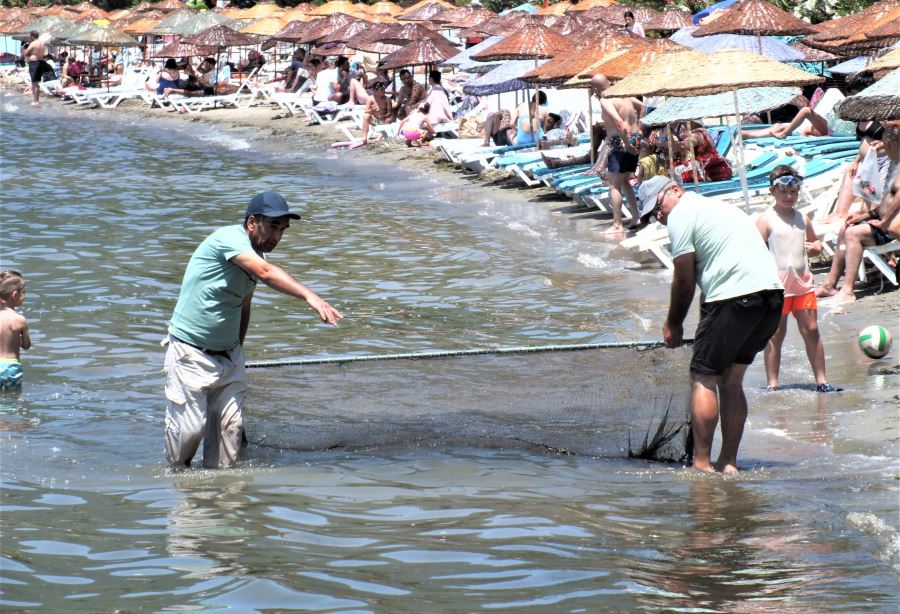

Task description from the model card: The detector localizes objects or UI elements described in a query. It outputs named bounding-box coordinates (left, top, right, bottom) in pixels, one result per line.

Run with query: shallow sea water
left=0, top=100, right=898, bottom=612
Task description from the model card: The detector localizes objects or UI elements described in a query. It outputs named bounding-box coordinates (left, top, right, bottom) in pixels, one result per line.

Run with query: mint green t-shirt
left=668, top=192, right=782, bottom=303
left=168, top=225, right=260, bottom=351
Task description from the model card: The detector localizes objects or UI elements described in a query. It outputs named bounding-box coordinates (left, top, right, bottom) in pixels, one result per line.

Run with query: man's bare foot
left=815, top=284, right=837, bottom=298
left=30, top=101, right=39, bottom=107
left=691, top=463, right=717, bottom=474
left=600, top=223, right=625, bottom=235
left=717, top=463, right=739, bottom=474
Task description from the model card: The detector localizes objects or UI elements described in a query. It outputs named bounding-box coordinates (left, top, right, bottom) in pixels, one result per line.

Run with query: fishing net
left=245, top=343, right=694, bottom=463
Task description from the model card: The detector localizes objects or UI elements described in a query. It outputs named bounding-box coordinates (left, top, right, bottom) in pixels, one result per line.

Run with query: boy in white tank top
left=756, top=166, right=839, bottom=393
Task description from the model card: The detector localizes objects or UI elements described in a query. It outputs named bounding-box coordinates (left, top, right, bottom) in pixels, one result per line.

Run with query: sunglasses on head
left=372, top=82, right=386, bottom=90
left=772, top=174, right=803, bottom=187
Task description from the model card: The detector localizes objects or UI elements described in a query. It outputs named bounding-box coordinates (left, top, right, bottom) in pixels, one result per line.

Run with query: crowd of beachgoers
left=2, top=1, right=898, bottom=296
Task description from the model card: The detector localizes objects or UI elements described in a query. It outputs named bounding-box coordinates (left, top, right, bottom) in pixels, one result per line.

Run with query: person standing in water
left=164, top=191, right=342, bottom=469
left=21, top=31, right=51, bottom=107
left=0, top=270, right=31, bottom=392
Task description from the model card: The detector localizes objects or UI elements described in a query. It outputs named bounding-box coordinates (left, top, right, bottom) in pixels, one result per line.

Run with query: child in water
left=0, top=270, right=31, bottom=391
left=755, top=167, right=839, bottom=393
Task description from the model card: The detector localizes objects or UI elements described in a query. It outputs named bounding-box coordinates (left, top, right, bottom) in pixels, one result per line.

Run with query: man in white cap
left=164, top=191, right=342, bottom=469
left=638, top=176, right=783, bottom=473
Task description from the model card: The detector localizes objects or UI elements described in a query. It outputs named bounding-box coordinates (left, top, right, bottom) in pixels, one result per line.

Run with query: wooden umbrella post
left=665, top=122, right=676, bottom=181
left=588, top=88, right=594, bottom=165
left=731, top=86, right=751, bottom=212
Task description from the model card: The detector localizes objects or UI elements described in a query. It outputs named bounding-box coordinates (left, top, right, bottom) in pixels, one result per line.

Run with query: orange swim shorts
left=782, top=291, right=817, bottom=315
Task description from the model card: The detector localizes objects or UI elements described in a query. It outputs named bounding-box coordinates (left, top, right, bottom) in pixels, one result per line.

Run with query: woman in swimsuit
left=152, top=59, right=180, bottom=95
left=510, top=91, right=548, bottom=146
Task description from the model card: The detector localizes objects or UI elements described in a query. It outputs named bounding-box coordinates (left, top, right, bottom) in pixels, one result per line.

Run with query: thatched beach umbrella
left=375, top=22, right=448, bottom=47
left=443, top=35, right=502, bottom=67
left=473, top=23, right=570, bottom=146
left=65, top=22, right=141, bottom=91
left=804, top=0, right=900, bottom=55
left=536, top=2, right=573, bottom=16
left=835, top=67, right=900, bottom=121
left=241, top=15, right=290, bottom=37
left=185, top=24, right=258, bottom=78
left=606, top=49, right=823, bottom=210
left=458, top=11, right=536, bottom=39
left=380, top=36, right=458, bottom=71
left=692, top=0, right=814, bottom=38
left=294, top=13, right=359, bottom=45
left=152, top=40, right=216, bottom=58
left=370, top=2, right=403, bottom=17
left=643, top=86, right=802, bottom=126
left=863, top=47, right=900, bottom=76
left=521, top=46, right=628, bottom=87
left=399, top=0, right=455, bottom=22
left=151, top=11, right=236, bottom=37
left=644, top=9, right=693, bottom=33
left=789, top=41, right=840, bottom=63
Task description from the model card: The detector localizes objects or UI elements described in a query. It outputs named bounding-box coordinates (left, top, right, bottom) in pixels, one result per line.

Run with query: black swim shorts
left=608, top=149, right=639, bottom=174
left=691, top=289, right=784, bottom=376
left=871, top=225, right=895, bottom=246
left=28, top=60, right=52, bottom=84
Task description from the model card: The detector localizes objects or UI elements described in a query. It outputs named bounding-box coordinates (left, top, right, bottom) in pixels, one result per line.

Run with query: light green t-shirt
left=168, top=225, right=260, bottom=351
left=668, top=192, right=782, bottom=303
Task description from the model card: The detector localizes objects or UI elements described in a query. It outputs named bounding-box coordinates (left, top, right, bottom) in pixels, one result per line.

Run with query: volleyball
left=858, top=325, right=892, bottom=359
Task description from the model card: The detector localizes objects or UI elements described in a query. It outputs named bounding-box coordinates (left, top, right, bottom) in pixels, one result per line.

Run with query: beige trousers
left=163, top=336, right=246, bottom=469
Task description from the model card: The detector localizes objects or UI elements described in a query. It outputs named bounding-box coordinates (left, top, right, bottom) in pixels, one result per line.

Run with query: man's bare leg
left=347, top=79, right=369, bottom=105
left=31, top=82, right=40, bottom=106
left=689, top=371, right=721, bottom=473
left=816, top=225, right=848, bottom=298
left=824, top=225, right=874, bottom=304
left=622, top=179, right=641, bottom=229
left=715, top=363, right=749, bottom=474
left=601, top=172, right=629, bottom=234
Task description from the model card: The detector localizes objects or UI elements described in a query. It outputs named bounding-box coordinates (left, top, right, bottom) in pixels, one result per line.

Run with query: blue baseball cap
left=245, top=191, right=301, bottom=220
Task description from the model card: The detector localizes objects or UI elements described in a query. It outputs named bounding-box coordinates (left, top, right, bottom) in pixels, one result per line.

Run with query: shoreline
left=3, top=83, right=898, bottom=362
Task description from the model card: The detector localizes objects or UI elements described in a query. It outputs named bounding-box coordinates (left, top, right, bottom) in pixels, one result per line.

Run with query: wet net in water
left=246, top=343, right=694, bottom=463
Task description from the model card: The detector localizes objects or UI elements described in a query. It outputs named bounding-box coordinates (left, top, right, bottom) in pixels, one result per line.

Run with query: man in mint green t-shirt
left=164, top=191, right=342, bottom=469
left=638, top=177, right=784, bottom=476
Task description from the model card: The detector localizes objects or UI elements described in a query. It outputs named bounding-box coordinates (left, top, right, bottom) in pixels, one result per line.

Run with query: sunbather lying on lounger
left=740, top=94, right=830, bottom=140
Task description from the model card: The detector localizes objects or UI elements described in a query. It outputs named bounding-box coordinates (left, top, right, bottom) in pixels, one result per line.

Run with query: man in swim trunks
left=21, top=31, right=50, bottom=107
left=640, top=176, right=784, bottom=473
left=594, top=73, right=645, bottom=234
left=0, top=270, right=31, bottom=392
left=816, top=120, right=900, bottom=304
left=164, top=192, right=342, bottom=469
left=393, top=69, right=426, bottom=120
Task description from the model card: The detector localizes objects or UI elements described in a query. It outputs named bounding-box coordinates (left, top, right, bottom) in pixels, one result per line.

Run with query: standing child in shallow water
left=756, top=166, right=838, bottom=393
left=0, top=270, right=32, bottom=391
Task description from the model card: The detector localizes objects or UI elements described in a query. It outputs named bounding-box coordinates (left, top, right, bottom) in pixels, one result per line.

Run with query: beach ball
left=858, top=325, right=892, bottom=359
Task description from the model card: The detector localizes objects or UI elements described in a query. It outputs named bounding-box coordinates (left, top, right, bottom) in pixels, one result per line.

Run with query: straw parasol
left=864, top=11, right=900, bottom=42
left=74, top=7, right=109, bottom=22
left=240, top=15, right=290, bottom=37
left=643, top=86, right=802, bottom=126
left=692, top=0, right=815, bottom=37
left=70, top=2, right=100, bottom=12
left=315, top=19, right=373, bottom=45
left=644, top=9, right=693, bottom=32
left=606, top=48, right=824, bottom=210
left=568, top=0, right=617, bottom=11
left=122, top=15, right=164, bottom=36
left=236, top=3, right=282, bottom=20
left=375, top=22, right=447, bottom=46
left=380, top=36, right=459, bottom=70
left=804, top=0, right=900, bottom=54
left=579, top=46, right=682, bottom=82
left=863, top=47, right=900, bottom=76
left=150, top=10, right=235, bottom=37
left=293, top=13, right=359, bottom=44
left=521, top=47, right=628, bottom=87
left=271, top=19, right=319, bottom=43
left=185, top=24, right=257, bottom=48
left=470, top=23, right=568, bottom=62
left=536, top=2, right=573, bottom=16
left=789, top=41, right=840, bottom=63
left=458, top=12, right=536, bottom=39
left=399, top=0, right=455, bottom=18
left=310, top=1, right=359, bottom=17
left=835, top=68, right=900, bottom=121
left=398, top=2, right=450, bottom=22
left=152, top=40, right=216, bottom=58
left=345, top=22, right=403, bottom=54
left=370, top=2, right=404, bottom=17
left=446, top=8, right=495, bottom=30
